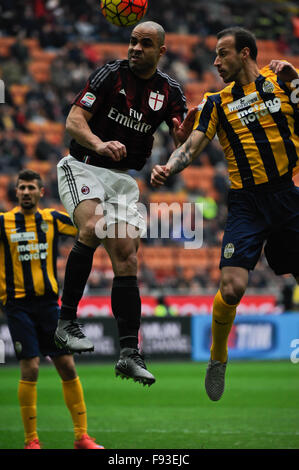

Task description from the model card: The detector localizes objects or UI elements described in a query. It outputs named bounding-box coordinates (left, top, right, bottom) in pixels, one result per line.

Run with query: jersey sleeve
left=71, top=61, right=119, bottom=114
left=52, top=211, right=77, bottom=237
left=165, top=84, right=188, bottom=129
left=284, top=68, right=299, bottom=110
left=263, top=64, right=299, bottom=110
left=193, top=94, right=219, bottom=140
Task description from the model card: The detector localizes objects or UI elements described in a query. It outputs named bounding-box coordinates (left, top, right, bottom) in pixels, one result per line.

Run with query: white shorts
left=57, top=155, right=146, bottom=237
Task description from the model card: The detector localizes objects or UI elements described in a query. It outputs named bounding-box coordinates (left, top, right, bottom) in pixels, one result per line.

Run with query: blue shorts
left=4, top=296, right=69, bottom=360
left=220, top=182, right=299, bottom=276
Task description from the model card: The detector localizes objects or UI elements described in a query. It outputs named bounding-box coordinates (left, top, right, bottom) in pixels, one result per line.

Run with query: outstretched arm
left=151, top=130, right=210, bottom=187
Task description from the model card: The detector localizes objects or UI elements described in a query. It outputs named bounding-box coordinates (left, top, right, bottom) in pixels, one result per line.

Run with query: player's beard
left=221, top=63, right=243, bottom=83
left=20, top=200, right=35, bottom=210
left=129, top=54, right=155, bottom=77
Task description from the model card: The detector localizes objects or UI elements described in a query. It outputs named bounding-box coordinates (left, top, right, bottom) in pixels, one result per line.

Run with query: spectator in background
left=10, top=32, right=29, bottom=68
left=0, top=129, right=25, bottom=173
left=35, top=132, right=60, bottom=162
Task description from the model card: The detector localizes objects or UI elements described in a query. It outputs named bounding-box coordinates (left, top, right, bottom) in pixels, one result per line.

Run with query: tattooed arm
left=151, top=130, right=210, bottom=187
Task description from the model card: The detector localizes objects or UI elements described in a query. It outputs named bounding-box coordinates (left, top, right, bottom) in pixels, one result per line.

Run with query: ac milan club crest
left=149, top=91, right=164, bottom=111
left=81, top=185, right=90, bottom=195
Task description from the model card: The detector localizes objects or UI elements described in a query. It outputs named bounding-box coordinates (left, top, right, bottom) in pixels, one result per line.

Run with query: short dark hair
left=17, top=169, right=44, bottom=188
left=217, top=27, right=258, bottom=61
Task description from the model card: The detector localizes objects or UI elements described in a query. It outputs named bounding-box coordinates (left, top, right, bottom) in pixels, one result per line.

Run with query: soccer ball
left=101, top=0, right=148, bottom=27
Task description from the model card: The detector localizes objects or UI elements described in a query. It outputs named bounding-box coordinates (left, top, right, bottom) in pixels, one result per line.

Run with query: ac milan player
left=54, top=21, right=196, bottom=386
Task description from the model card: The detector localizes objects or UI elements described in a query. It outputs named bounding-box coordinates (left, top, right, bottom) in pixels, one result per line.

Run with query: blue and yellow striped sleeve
left=52, top=210, right=77, bottom=237
left=265, top=64, right=299, bottom=109
left=285, top=68, right=299, bottom=109
left=193, top=93, right=219, bottom=140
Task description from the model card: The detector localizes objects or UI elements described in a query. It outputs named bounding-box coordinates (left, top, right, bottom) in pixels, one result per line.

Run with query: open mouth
left=130, top=55, right=141, bottom=61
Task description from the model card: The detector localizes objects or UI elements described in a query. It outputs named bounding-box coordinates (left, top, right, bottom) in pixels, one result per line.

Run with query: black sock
left=60, top=240, right=96, bottom=320
left=111, top=276, right=141, bottom=350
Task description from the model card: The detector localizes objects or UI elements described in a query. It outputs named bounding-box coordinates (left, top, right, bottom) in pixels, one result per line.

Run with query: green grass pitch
left=0, top=361, right=298, bottom=449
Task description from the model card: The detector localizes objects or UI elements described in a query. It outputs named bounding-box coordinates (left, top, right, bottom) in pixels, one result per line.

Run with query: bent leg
left=103, top=226, right=155, bottom=385
left=211, top=267, right=248, bottom=362
left=59, top=199, right=102, bottom=321
left=103, top=226, right=140, bottom=350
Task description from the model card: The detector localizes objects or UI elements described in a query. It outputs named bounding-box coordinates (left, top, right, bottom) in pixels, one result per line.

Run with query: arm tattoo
left=168, top=136, right=194, bottom=174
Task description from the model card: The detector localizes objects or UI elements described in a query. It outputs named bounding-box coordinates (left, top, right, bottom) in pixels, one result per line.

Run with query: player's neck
left=234, top=62, right=260, bottom=87
left=131, top=66, right=157, bottom=80
left=19, top=206, right=38, bottom=216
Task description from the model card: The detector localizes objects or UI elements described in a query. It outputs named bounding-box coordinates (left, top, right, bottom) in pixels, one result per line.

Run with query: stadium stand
left=0, top=0, right=299, bottom=293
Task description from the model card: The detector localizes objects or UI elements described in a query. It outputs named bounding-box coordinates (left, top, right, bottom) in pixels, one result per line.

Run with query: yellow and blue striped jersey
left=0, top=207, right=77, bottom=305
left=194, top=65, right=299, bottom=189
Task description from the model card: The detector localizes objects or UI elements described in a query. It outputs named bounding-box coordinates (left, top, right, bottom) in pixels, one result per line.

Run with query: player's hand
left=150, top=165, right=170, bottom=187
left=95, top=141, right=127, bottom=161
left=269, top=60, right=299, bottom=82
left=172, top=106, right=198, bottom=144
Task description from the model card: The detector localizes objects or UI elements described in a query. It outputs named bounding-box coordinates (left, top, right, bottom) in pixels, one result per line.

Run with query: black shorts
left=220, top=183, right=299, bottom=276
left=4, top=296, right=69, bottom=360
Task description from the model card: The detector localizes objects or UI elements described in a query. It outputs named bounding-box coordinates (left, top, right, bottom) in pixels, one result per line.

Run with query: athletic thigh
left=220, top=190, right=267, bottom=271
left=4, top=300, right=40, bottom=360
left=34, top=298, right=71, bottom=358
left=264, top=185, right=299, bottom=276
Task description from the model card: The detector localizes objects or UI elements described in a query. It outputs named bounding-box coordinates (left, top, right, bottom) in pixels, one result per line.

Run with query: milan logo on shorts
left=81, top=185, right=90, bottom=195
left=149, top=91, right=164, bottom=111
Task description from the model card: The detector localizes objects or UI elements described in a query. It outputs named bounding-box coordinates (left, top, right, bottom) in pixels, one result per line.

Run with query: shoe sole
left=54, top=337, right=94, bottom=354
left=115, top=368, right=155, bottom=387
left=205, top=362, right=227, bottom=401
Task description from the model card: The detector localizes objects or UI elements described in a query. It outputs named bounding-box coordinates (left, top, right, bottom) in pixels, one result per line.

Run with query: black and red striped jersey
left=69, top=59, right=187, bottom=171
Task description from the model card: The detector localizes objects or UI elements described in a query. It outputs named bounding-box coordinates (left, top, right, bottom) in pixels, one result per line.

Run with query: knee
left=21, top=360, right=39, bottom=382
left=78, top=218, right=101, bottom=246
left=114, top=250, right=138, bottom=276
left=220, top=277, right=246, bottom=305
left=53, top=355, right=77, bottom=381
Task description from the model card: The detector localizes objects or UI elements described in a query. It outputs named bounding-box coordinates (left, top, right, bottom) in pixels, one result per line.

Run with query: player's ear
left=241, top=46, right=250, bottom=61
left=160, top=45, right=167, bottom=57
left=40, top=187, right=45, bottom=198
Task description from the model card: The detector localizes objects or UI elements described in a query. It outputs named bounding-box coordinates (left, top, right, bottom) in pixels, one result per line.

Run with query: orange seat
left=181, top=166, right=215, bottom=192
left=28, top=61, right=50, bottom=82
left=30, top=49, right=56, bottom=63
left=149, top=191, right=188, bottom=205
left=0, top=37, right=15, bottom=47
left=0, top=174, right=11, bottom=186
left=205, top=36, right=217, bottom=51
left=89, top=43, right=128, bottom=61
left=176, top=247, right=209, bottom=269
left=23, top=38, right=40, bottom=50
left=0, top=45, right=10, bottom=58
left=26, top=160, right=52, bottom=177
left=165, top=34, right=199, bottom=60
left=19, top=133, right=39, bottom=158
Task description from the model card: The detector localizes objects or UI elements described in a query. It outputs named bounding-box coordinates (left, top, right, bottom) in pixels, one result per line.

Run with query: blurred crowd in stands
left=0, top=0, right=299, bottom=296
